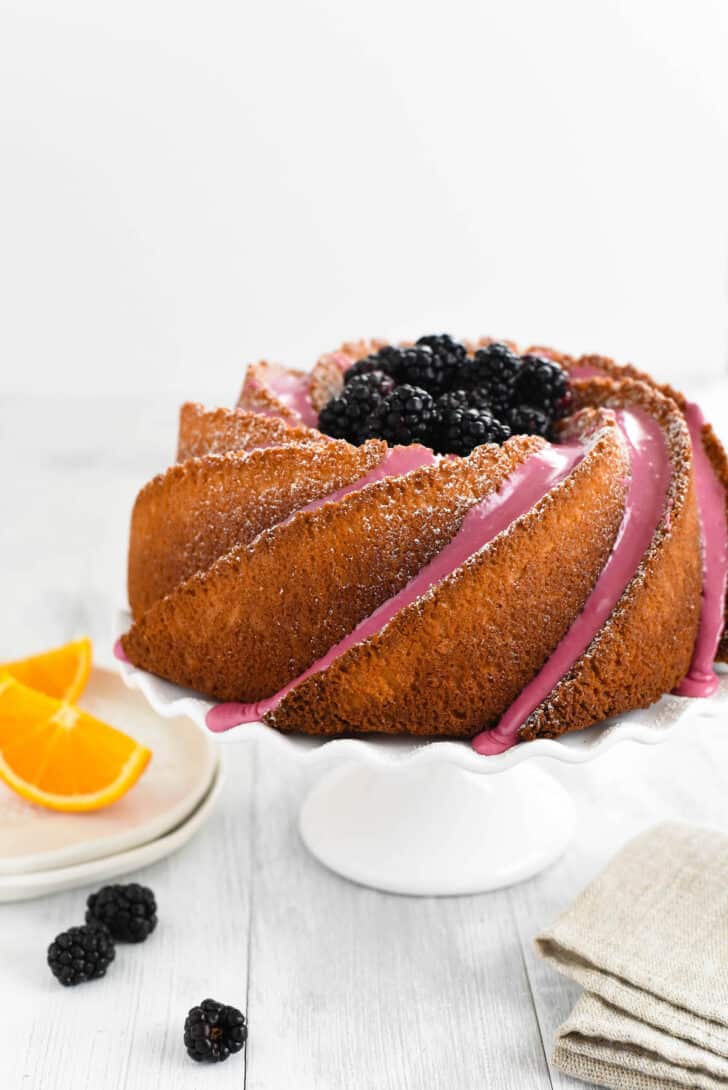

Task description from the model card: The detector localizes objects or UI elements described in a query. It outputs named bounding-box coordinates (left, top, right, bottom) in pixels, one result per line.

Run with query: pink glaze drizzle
left=206, top=440, right=585, bottom=732
left=674, top=403, right=728, bottom=696
left=287, top=444, right=436, bottom=525
left=113, top=638, right=129, bottom=663
left=472, top=408, right=669, bottom=755
left=570, top=365, right=603, bottom=380
left=572, top=366, right=728, bottom=697
left=259, top=368, right=319, bottom=428
left=331, top=352, right=353, bottom=372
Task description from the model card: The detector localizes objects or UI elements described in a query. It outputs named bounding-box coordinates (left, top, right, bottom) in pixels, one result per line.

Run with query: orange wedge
left=0, top=638, right=92, bottom=702
left=0, top=672, right=151, bottom=812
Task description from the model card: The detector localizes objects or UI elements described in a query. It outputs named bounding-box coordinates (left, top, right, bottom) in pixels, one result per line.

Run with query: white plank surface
left=2, top=389, right=728, bottom=1090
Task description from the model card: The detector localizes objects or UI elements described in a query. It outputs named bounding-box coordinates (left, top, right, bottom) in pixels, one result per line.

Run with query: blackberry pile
left=47, top=882, right=159, bottom=987
left=44, top=882, right=248, bottom=1067
left=317, top=336, right=571, bottom=456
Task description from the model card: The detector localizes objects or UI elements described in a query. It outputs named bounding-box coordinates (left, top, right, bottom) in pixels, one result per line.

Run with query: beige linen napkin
left=535, top=823, right=728, bottom=1089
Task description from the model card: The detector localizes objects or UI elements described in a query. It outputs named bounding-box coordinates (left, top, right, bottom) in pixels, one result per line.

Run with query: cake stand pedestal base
left=299, top=760, right=575, bottom=896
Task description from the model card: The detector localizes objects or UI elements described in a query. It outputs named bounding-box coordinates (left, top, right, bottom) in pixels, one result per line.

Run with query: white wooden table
left=3, top=388, right=728, bottom=1090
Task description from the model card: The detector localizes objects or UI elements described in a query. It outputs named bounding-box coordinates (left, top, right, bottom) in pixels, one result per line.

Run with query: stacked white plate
left=0, top=666, right=221, bottom=902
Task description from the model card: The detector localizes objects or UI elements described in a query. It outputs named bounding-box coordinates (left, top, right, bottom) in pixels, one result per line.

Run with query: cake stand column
left=299, top=759, right=575, bottom=896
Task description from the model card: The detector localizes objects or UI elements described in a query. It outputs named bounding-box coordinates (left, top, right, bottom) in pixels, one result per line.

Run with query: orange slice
left=0, top=638, right=92, bottom=702
left=0, top=673, right=151, bottom=812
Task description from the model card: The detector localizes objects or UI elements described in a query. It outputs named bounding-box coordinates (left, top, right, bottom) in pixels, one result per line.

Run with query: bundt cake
left=121, top=335, right=728, bottom=754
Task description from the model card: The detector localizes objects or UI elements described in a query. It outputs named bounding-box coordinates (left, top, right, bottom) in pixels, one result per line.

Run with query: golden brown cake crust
left=177, top=402, right=321, bottom=461
left=518, top=378, right=701, bottom=741
left=127, top=440, right=386, bottom=619
left=268, top=415, right=629, bottom=736
left=122, top=437, right=544, bottom=702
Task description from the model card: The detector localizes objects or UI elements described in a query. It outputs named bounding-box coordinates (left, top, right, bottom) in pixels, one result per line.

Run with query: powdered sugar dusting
left=129, top=440, right=389, bottom=613
left=177, top=403, right=322, bottom=461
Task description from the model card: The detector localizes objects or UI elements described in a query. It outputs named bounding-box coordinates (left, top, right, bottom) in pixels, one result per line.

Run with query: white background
left=1, top=0, right=727, bottom=399
left=3, top=9, right=728, bottom=1086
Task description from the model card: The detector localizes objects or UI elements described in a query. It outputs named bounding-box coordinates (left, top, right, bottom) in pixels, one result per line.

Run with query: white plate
left=114, top=608, right=728, bottom=776
left=0, top=767, right=223, bottom=902
left=0, top=665, right=218, bottom=876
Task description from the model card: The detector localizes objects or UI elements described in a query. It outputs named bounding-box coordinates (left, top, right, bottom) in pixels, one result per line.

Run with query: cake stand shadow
left=114, top=611, right=727, bottom=895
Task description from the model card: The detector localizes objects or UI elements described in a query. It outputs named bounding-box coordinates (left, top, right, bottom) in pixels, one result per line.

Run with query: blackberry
left=371, top=384, right=436, bottom=445
left=467, top=386, right=503, bottom=414
left=184, top=998, right=248, bottom=1063
left=319, top=380, right=389, bottom=443
left=346, top=370, right=395, bottom=397
left=371, top=344, right=410, bottom=381
left=479, top=386, right=512, bottom=420
left=467, top=342, right=521, bottom=384
left=436, top=389, right=470, bottom=413
left=376, top=343, right=408, bottom=366
left=436, top=407, right=511, bottom=456
left=508, top=405, right=551, bottom=437
left=553, top=387, right=575, bottom=420
left=415, top=334, right=467, bottom=391
left=416, top=333, right=466, bottom=359
left=397, top=346, right=446, bottom=393
left=464, top=343, right=521, bottom=415
left=515, top=354, right=568, bottom=410
left=414, top=331, right=459, bottom=353
left=47, top=923, right=115, bottom=986
left=86, top=883, right=157, bottom=943
left=345, top=356, right=393, bottom=384
left=436, top=387, right=500, bottom=415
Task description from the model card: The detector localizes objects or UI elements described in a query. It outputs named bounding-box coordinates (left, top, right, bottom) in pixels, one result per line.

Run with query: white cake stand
left=114, top=611, right=726, bottom=896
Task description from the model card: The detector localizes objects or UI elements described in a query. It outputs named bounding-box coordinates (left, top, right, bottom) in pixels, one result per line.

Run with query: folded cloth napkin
left=535, top=823, right=728, bottom=1090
